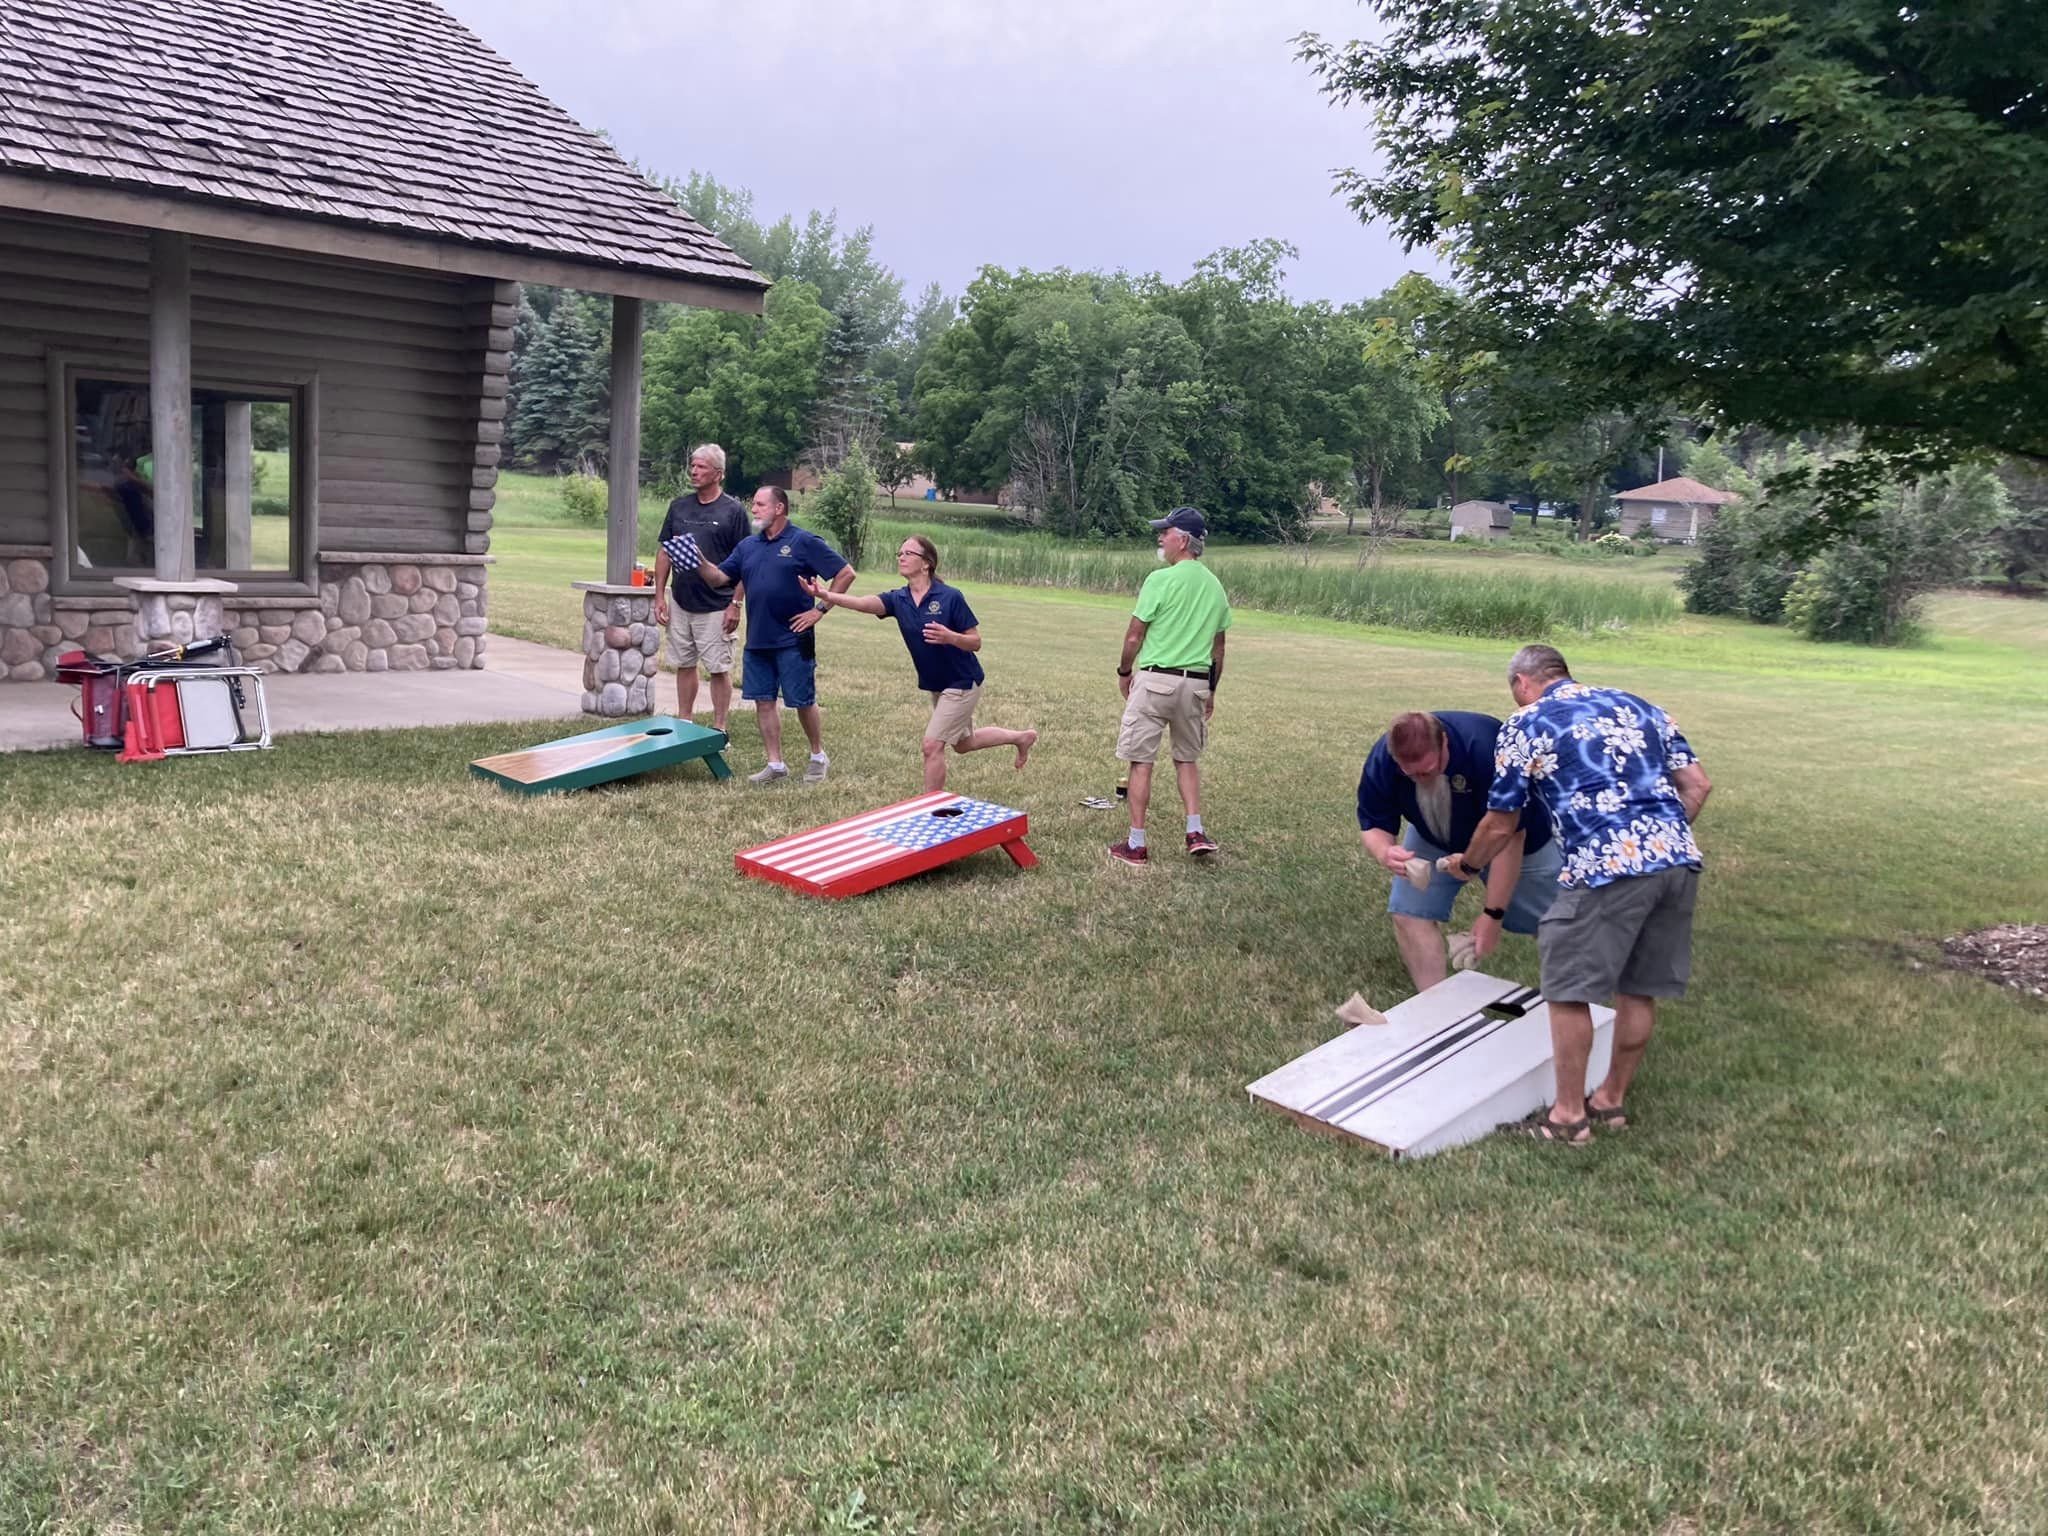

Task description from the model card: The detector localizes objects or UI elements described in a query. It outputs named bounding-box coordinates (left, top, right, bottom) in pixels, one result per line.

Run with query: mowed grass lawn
left=5, top=513, right=2048, bottom=1531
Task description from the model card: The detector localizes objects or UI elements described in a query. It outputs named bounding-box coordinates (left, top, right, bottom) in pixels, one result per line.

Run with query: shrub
left=559, top=470, right=607, bottom=525
left=808, top=444, right=876, bottom=570
left=1782, top=466, right=2009, bottom=644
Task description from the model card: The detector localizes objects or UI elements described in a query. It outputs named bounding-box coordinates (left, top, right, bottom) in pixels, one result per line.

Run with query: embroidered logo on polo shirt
left=1452, top=774, right=1469, bottom=792
left=779, top=545, right=792, bottom=557
left=926, top=600, right=941, bottom=614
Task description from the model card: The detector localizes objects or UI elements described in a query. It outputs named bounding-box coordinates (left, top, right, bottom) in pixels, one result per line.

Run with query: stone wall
left=230, top=558, right=489, bottom=674
left=0, top=553, right=488, bottom=678
left=0, top=556, right=64, bottom=680
left=579, top=585, right=660, bottom=716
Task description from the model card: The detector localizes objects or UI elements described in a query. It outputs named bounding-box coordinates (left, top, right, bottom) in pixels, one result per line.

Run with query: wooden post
left=225, top=401, right=253, bottom=569
left=606, top=295, right=643, bottom=587
left=149, top=231, right=194, bottom=582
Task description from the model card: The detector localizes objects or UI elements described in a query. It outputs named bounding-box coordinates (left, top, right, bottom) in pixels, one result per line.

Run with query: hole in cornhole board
left=645, top=727, right=674, bottom=737
left=930, top=806, right=965, bottom=818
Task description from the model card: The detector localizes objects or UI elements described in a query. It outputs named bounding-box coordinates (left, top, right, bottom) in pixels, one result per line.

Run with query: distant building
left=1613, top=477, right=1740, bottom=543
left=1448, top=500, right=1514, bottom=542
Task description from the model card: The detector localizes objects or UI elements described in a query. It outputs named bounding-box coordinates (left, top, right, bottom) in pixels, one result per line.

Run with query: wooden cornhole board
left=470, top=714, right=731, bottom=795
left=736, top=791, right=1035, bottom=899
left=1246, top=971, right=1616, bottom=1160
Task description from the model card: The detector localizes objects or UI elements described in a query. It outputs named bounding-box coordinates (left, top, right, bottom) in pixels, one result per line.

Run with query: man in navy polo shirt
left=1358, top=709, right=1561, bottom=990
left=807, top=533, right=1036, bottom=790
left=684, top=485, right=856, bottom=784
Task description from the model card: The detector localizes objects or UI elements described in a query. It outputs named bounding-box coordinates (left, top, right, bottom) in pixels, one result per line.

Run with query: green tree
left=913, top=267, right=1202, bottom=533
left=1300, top=1, right=2048, bottom=524
left=807, top=442, right=876, bottom=571
left=876, top=281, right=956, bottom=429
left=1326, top=304, right=1446, bottom=530
left=871, top=440, right=914, bottom=507
left=1679, top=436, right=1759, bottom=501
left=642, top=280, right=835, bottom=487
left=1152, top=241, right=1328, bottom=538
left=507, top=293, right=610, bottom=469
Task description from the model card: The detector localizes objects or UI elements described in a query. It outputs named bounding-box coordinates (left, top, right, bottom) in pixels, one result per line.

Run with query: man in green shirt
left=1110, top=506, right=1233, bottom=866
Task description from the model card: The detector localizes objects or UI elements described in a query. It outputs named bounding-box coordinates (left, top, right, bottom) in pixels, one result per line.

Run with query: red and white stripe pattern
left=740, top=792, right=1016, bottom=890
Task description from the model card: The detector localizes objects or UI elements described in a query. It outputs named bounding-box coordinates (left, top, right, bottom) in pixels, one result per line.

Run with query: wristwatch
left=1483, top=905, right=1507, bottom=921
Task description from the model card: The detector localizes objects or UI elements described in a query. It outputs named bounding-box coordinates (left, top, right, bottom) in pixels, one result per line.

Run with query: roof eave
left=0, top=170, right=768, bottom=313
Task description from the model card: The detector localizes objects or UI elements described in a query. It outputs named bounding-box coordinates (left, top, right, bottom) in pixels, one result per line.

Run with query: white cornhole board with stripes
left=1246, top=971, right=1615, bottom=1160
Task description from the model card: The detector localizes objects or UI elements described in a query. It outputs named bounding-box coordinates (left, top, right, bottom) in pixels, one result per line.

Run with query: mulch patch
left=1941, top=924, right=2048, bottom=1001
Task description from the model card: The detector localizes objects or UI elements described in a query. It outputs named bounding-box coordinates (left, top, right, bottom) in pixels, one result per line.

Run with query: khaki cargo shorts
left=665, top=606, right=734, bottom=674
left=1116, top=670, right=1209, bottom=764
left=925, top=685, right=980, bottom=746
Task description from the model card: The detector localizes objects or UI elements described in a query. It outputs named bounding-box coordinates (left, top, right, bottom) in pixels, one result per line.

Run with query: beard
left=1414, top=773, right=1454, bottom=847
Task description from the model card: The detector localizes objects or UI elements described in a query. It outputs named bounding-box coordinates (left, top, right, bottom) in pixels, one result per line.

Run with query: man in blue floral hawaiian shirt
left=1450, top=644, right=1713, bottom=1144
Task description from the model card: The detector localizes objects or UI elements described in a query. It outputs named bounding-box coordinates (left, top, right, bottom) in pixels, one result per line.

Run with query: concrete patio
left=0, top=636, right=610, bottom=753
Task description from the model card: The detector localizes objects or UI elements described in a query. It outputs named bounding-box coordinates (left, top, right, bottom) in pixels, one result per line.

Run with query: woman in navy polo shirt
left=805, top=535, right=1037, bottom=791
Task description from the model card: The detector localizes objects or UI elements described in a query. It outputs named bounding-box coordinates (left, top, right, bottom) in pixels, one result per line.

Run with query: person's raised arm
left=802, top=575, right=887, bottom=617
left=696, top=552, right=735, bottom=591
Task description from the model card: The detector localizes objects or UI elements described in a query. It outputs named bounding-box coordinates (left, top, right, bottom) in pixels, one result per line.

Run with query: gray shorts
left=1537, top=864, right=1700, bottom=1004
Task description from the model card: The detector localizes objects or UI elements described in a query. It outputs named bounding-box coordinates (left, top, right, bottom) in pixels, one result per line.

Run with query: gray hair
left=1507, top=643, right=1571, bottom=686
left=1185, top=534, right=1205, bottom=558
left=690, top=443, right=727, bottom=475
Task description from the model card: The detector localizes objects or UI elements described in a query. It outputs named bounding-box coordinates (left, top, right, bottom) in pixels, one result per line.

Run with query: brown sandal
left=1500, top=1106, right=1591, bottom=1145
left=1586, top=1099, right=1629, bottom=1130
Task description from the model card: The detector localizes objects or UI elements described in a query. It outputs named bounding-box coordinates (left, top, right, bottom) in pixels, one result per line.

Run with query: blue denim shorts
left=1385, top=826, right=1563, bottom=934
left=741, top=646, right=816, bottom=708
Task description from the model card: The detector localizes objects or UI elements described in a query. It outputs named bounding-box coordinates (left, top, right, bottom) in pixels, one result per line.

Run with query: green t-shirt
left=1133, top=558, right=1232, bottom=670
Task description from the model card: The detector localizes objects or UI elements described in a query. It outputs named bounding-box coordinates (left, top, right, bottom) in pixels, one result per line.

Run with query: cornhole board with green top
left=470, top=715, right=731, bottom=795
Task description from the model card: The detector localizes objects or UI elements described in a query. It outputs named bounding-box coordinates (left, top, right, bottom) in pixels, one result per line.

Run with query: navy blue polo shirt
left=1356, top=710, right=1552, bottom=856
left=718, top=520, right=849, bottom=651
left=876, top=580, right=985, bottom=693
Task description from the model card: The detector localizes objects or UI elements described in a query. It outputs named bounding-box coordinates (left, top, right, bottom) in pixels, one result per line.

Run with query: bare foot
left=1014, top=729, right=1037, bottom=770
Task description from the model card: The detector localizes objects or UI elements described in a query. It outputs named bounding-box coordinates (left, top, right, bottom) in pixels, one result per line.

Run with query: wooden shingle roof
left=0, top=0, right=767, bottom=304
left=1613, top=476, right=1740, bottom=505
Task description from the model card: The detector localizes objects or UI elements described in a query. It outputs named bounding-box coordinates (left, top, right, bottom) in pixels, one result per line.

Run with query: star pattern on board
left=869, top=800, right=1021, bottom=850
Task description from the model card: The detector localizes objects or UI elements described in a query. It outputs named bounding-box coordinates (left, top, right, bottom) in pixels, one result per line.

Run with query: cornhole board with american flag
left=736, top=792, right=1036, bottom=899
left=470, top=715, right=731, bottom=795
left=1246, top=971, right=1616, bottom=1160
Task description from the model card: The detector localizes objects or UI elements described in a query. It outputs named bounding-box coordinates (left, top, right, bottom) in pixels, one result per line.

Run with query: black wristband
left=1483, top=905, right=1507, bottom=921
left=1117, top=667, right=1132, bottom=677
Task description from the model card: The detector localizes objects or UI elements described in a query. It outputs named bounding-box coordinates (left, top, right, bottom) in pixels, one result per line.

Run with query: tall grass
left=878, top=521, right=1677, bottom=638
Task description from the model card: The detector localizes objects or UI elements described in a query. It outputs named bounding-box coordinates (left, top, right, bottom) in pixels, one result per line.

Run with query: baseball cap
left=1148, top=506, right=1206, bottom=539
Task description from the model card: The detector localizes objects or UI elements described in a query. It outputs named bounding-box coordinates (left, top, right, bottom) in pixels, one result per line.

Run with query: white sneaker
left=802, top=755, right=829, bottom=784
left=748, top=763, right=789, bottom=786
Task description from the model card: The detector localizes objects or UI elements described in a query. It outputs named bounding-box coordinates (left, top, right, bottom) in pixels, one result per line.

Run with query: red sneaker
left=1107, top=839, right=1149, bottom=868
left=1186, top=830, right=1219, bottom=857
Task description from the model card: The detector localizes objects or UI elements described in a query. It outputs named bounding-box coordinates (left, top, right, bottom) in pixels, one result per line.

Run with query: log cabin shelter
left=0, top=0, right=766, bottom=691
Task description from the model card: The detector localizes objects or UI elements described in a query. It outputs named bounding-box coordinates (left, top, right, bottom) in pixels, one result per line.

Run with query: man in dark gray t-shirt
left=653, top=443, right=750, bottom=731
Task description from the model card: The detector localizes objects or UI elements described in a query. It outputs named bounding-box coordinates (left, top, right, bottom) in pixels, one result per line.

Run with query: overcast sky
left=439, top=0, right=1434, bottom=307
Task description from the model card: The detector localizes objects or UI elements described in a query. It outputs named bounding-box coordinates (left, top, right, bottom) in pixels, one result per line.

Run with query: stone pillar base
left=573, top=581, right=660, bottom=716
left=114, top=576, right=238, bottom=650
